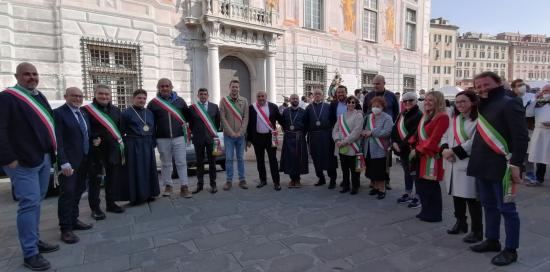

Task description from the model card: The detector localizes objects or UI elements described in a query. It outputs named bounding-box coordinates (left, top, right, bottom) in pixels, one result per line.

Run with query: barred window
left=81, top=38, right=142, bottom=109
left=303, top=64, right=326, bottom=96
left=362, top=0, right=378, bottom=42
left=361, top=71, right=378, bottom=91
left=403, top=75, right=416, bottom=93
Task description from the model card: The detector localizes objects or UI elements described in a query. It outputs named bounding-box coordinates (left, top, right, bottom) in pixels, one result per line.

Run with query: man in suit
left=188, top=88, right=221, bottom=194
left=329, top=85, right=361, bottom=126
left=54, top=87, right=93, bottom=244
left=0, top=62, right=59, bottom=270
left=247, top=90, right=283, bottom=190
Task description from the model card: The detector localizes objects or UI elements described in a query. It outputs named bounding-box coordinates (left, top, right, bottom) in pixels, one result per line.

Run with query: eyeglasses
left=402, top=99, right=415, bottom=103
left=347, top=101, right=356, bottom=104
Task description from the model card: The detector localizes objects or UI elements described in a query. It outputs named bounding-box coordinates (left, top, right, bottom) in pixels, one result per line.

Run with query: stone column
left=207, top=43, right=221, bottom=104
left=266, top=51, right=277, bottom=103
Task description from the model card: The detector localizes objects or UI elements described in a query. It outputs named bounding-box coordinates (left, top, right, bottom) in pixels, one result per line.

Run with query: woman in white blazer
left=441, top=90, right=483, bottom=244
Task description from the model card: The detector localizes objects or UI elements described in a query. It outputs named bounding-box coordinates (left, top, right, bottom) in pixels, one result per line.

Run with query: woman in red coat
left=409, top=91, right=449, bottom=222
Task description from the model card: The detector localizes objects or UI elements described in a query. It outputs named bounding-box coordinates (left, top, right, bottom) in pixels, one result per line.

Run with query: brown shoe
left=60, top=231, right=79, bottom=244
left=180, top=185, right=192, bottom=198
left=162, top=185, right=173, bottom=197
left=294, top=180, right=302, bottom=188
left=223, top=182, right=232, bottom=191
left=238, top=180, right=248, bottom=189
left=288, top=180, right=296, bottom=188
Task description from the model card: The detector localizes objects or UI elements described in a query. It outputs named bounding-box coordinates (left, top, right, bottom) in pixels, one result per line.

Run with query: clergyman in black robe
left=280, top=94, right=309, bottom=188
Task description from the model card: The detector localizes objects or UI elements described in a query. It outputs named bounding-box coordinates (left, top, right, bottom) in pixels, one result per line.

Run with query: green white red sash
left=418, top=114, right=436, bottom=180
left=253, top=102, right=279, bottom=147
left=151, top=97, right=189, bottom=142
left=191, top=103, right=223, bottom=156
left=83, top=103, right=125, bottom=164
left=396, top=114, right=408, bottom=141
left=366, top=113, right=386, bottom=150
left=337, top=114, right=365, bottom=172
left=453, top=115, right=469, bottom=145
left=223, top=96, right=243, bottom=123
left=477, top=113, right=515, bottom=202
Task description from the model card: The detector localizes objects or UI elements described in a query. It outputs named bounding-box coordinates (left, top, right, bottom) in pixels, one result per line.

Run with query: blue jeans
left=477, top=178, right=520, bottom=249
left=3, top=154, right=51, bottom=258
left=224, top=135, right=245, bottom=182
left=400, top=153, right=415, bottom=195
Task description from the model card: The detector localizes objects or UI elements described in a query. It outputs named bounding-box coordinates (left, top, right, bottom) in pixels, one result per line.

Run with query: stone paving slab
left=0, top=160, right=549, bottom=271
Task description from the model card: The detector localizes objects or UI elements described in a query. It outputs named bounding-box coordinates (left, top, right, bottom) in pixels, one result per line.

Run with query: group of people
left=1, top=62, right=548, bottom=271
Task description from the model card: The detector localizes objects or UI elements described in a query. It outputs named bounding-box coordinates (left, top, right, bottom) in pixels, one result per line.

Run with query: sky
left=431, top=0, right=550, bottom=36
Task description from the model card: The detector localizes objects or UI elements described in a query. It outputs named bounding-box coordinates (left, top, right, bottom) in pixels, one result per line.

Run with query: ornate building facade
left=496, top=32, right=550, bottom=82
left=0, top=0, right=431, bottom=107
left=428, top=17, right=458, bottom=90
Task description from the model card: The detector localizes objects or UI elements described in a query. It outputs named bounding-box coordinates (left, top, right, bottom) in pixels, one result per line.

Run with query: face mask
left=543, top=94, right=550, bottom=99
left=418, top=95, right=425, bottom=101
left=371, top=107, right=382, bottom=114
left=517, top=85, right=527, bottom=95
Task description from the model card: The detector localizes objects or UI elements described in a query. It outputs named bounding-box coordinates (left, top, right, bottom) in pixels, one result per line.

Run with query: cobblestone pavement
left=0, top=160, right=549, bottom=272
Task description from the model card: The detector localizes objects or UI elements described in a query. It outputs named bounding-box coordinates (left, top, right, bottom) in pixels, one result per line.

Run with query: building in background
left=455, top=32, right=509, bottom=89
left=0, top=0, right=432, bottom=107
left=496, top=32, right=550, bottom=82
left=428, top=17, right=458, bottom=90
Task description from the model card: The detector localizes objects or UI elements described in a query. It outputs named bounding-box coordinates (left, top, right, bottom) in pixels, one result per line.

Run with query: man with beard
left=304, top=88, right=338, bottom=189
left=82, top=84, right=126, bottom=219
left=280, top=94, right=309, bottom=188
left=329, top=85, right=360, bottom=125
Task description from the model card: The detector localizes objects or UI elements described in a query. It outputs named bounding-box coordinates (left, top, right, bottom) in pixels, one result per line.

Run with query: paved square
left=0, top=160, right=549, bottom=272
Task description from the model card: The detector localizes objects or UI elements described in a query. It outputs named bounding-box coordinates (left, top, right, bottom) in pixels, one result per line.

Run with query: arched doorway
left=219, top=56, right=251, bottom=102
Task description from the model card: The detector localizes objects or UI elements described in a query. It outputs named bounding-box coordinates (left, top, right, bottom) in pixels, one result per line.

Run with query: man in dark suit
left=247, top=90, right=283, bottom=190
left=329, top=85, right=361, bottom=126
left=54, top=87, right=93, bottom=244
left=189, top=88, right=221, bottom=194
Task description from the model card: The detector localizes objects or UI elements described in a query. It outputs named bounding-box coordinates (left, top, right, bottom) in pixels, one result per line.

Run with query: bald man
left=0, top=62, right=59, bottom=270
left=54, top=87, right=93, bottom=244
left=247, top=91, right=283, bottom=190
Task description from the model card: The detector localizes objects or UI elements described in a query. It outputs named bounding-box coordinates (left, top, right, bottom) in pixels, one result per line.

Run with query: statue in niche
left=266, top=0, right=279, bottom=10
left=342, top=0, right=355, bottom=32
left=385, top=0, right=395, bottom=43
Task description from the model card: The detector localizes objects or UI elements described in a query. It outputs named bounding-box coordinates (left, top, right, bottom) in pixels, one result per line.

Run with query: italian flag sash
left=83, top=103, right=125, bottom=165
left=453, top=115, right=469, bottom=145
left=151, top=97, right=189, bottom=142
left=396, top=114, right=408, bottom=141
left=223, top=96, right=243, bottom=123
left=338, top=114, right=365, bottom=172
left=477, top=113, right=515, bottom=203
left=253, top=103, right=279, bottom=147
left=418, top=114, right=436, bottom=180
left=365, top=113, right=386, bottom=150
left=191, top=103, right=223, bottom=156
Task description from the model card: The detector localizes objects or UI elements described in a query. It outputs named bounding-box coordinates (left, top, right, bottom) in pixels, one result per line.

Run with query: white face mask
left=543, top=94, right=550, bottom=99
left=371, top=107, right=382, bottom=114
left=517, top=85, right=527, bottom=95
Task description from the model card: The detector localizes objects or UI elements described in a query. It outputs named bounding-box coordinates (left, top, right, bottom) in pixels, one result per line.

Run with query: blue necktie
left=76, top=110, right=89, bottom=155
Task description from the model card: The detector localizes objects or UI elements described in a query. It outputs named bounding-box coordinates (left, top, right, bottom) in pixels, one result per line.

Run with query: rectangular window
left=361, top=71, right=378, bottom=90
left=81, top=38, right=142, bottom=108
left=362, top=0, right=378, bottom=42
left=304, top=64, right=326, bottom=96
left=404, top=9, right=416, bottom=50
left=304, top=0, right=323, bottom=30
left=444, top=50, right=452, bottom=58
left=403, top=75, right=416, bottom=92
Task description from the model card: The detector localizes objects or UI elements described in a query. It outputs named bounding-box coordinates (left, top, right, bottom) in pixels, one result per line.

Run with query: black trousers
left=315, top=167, right=337, bottom=183
left=253, top=133, right=280, bottom=184
left=339, top=154, right=360, bottom=189
left=536, top=163, right=547, bottom=182
left=415, top=179, right=442, bottom=222
left=58, top=157, right=89, bottom=231
left=453, top=196, right=483, bottom=233
left=195, top=141, right=216, bottom=186
left=88, top=159, right=119, bottom=211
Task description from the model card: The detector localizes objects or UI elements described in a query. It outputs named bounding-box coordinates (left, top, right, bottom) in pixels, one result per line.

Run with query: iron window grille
left=303, top=64, right=326, bottom=96
left=403, top=75, right=416, bottom=93
left=361, top=71, right=378, bottom=91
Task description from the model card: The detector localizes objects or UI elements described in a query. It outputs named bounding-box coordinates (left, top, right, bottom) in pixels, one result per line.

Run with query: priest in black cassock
left=280, top=94, right=309, bottom=188
left=304, top=88, right=338, bottom=189
left=119, top=89, right=160, bottom=204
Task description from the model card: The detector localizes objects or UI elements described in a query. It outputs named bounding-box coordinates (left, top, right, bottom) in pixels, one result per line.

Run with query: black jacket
left=390, top=105, right=422, bottom=155
left=467, top=86, right=529, bottom=180
left=188, top=102, right=221, bottom=145
left=83, top=100, right=123, bottom=165
left=363, top=90, right=399, bottom=121
left=147, top=93, right=189, bottom=139
left=54, top=104, right=91, bottom=169
left=0, top=87, right=55, bottom=167
left=247, top=102, right=282, bottom=143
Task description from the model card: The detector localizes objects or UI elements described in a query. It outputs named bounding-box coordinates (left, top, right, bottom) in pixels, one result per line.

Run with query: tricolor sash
left=191, top=103, right=223, bottom=156
left=222, top=96, right=243, bottom=123
left=418, top=114, right=436, bottom=180
left=338, top=114, right=365, bottom=172
left=453, top=115, right=469, bottom=145
left=253, top=103, right=279, bottom=147
left=83, top=103, right=125, bottom=165
left=477, top=113, right=515, bottom=203
left=365, top=113, right=386, bottom=150
left=151, top=97, right=189, bottom=142
left=396, top=114, right=408, bottom=141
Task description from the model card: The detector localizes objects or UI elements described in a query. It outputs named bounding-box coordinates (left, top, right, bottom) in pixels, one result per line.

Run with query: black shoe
left=210, top=186, right=218, bottom=194
left=91, top=209, right=106, bottom=220
left=256, top=181, right=267, bottom=188
left=350, top=188, right=358, bottom=195
left=37, top=240, right=59, bottom=254
left=377, top=191, right=386, bottom=199
left=328, top=181, right=336, bottom=189
left=74, top=220, right=93, bottom=231
left=106, top=203, right=125, bottom=213
left=369, top=188, right=379, bottom=195
left=491, top=249, right=518, bottom=266
left=24, top=254, right=50, bottom=271
left=274, top=184, right=281, bottom=191
left=314, top=180, right=326, bottom=186
left=470, top=239, right=502, bottom=253
left=385, top=183, right=392, bottom=190
left=463, top=232, right=483, bottom=244
left=340, top=187, right=350, bottom=193
left=192, top=184, right=203, bottom=194
left=447, top=221, right=468, bottom=235
left=60, top=231, right=80, bottom=244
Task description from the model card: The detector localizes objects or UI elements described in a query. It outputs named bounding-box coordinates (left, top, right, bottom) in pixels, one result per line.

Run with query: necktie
left=76, top=110, right=89, bottom=155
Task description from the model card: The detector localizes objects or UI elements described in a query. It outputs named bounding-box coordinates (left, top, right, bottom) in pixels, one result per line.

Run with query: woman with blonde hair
left=409, top=91, right=449, bottom=222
